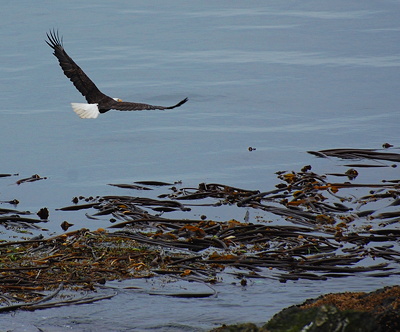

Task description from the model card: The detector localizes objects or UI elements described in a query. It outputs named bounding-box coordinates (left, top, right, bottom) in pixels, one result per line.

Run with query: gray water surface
left=1, top=1, right=399, bottom=330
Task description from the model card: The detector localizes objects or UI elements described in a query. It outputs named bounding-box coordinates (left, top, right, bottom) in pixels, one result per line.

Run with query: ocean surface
left=1, top=1, right=399, bottom=330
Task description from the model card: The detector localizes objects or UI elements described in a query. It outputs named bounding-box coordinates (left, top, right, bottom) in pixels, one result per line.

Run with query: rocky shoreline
left=212, top=285, right=400, bottom=332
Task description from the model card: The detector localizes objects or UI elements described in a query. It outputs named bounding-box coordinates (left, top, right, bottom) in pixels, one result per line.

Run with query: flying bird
left=46, top=30, right=188, bottom=119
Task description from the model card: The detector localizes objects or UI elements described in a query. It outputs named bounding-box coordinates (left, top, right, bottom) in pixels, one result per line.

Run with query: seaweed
left=1, top=158, right=399, bottom=311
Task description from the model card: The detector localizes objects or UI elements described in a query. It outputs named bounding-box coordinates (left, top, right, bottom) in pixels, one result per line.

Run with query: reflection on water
left=1, top=1, right=400, bottom=330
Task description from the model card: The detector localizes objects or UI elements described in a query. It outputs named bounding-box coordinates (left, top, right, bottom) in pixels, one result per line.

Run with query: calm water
left=1, top=1, right=399, bottom=330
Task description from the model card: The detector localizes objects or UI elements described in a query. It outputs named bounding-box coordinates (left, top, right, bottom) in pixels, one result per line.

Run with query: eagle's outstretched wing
left=104, top=97, right=188, bottom=112
left=46, top=29, right=109, bottom=104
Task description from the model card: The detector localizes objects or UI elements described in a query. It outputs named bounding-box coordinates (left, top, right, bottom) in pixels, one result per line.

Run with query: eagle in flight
left=46, top=30, right=188, bottom=119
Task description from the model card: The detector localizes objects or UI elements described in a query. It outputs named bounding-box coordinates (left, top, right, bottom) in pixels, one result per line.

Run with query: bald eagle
left=46, top=30, right=188, bottom=119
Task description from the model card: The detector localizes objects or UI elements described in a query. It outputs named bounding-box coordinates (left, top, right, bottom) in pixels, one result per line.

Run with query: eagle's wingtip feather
left=169, top=97, right=188, bottom=109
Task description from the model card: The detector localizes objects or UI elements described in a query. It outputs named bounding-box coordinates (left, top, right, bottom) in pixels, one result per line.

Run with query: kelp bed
left=0, top=148, right=399, bottom=312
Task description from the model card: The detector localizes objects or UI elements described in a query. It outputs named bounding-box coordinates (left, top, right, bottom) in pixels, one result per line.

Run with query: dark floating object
left=248, top=147, right=256, bottom=152
left=37, top=207, right=49, bottom=220
left=109, top=183, right=152, bottom=190
left=0, top=199, right=19, bottom=205
left=308, top=148, right=400, bottom=162
left=343, top=164, right=388, bottom=168
left=0, top=173, right=18, bottom=178
left=0, top=207, right=30, bottom=215
left=148, top=291, right=215, bottom=298
left=46, top=29, right=188, bottom=119
left=16, top=174, right=47, bottom=185
left=327, top=168, right=358, bottom=180
left=134, top=181, right=173, bottom=186
left=60, top=220, right=74, bottom=231
left=57, top=202, right=100, bottom=211
left=0, top=215, right=47, bottom=225
left=382, top=142, right=393, bottom=148
left=345, top=168, right=358, bottom=179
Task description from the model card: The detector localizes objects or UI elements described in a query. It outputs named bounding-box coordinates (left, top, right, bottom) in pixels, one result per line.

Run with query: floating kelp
left=16, top=174, right=47, bottom=185
left=0, top=199, right=19, bottom=205
left=308, top=148, right=400, bottom=162
left=57, top=166, right=399, bottom=280
left=1, top=161, right=399, bottom=311
left=0, top=173, right=18, bottom=178
left=0, top=205, right=49, bottom=231
left=166, top=183, right=260, bottom=202
left=0, top=228, right=217, bottom=311
left=135, top=180, right=174, bottom=186
left=57, top=202, right=100, bottom=211
left=108, top=183, right=152, bottom=190
left=1, top=220, right=398, bottom=313
left=50, top=165, right=399, bottom=285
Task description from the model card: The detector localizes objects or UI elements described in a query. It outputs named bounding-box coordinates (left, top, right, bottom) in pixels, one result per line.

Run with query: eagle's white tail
left=71, top=103, right=100, bottom=119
